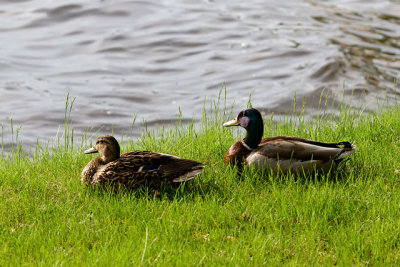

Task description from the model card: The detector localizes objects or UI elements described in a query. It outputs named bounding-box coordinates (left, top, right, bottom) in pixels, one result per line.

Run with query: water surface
left=0, top=0, right=399, bottom=149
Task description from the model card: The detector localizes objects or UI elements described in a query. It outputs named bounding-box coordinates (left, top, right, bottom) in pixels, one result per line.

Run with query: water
left=0, top=0, right=399, bottom=149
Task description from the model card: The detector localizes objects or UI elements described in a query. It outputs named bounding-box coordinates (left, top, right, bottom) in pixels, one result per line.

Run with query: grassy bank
left=1, top=96, right=400, bottom=265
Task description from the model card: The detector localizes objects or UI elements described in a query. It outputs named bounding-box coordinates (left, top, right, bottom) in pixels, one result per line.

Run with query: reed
left=1, top=90, right=400, bottom=265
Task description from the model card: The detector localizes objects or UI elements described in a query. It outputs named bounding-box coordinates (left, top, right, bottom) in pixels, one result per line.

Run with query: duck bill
left=223, top=118, right=239, bottom=127
left=84, top=147, right=98, bottom=154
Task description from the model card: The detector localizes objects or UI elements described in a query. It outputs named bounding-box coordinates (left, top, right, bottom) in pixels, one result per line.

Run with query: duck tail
left=335, top=142, right=356, bottom=163
left=172, top=165, right=205, bottom=182
left=158, top=157, right=204, bottom=182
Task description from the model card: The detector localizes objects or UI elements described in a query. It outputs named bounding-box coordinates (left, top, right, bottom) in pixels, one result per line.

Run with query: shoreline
left=1, top=96, right=400, bottom=264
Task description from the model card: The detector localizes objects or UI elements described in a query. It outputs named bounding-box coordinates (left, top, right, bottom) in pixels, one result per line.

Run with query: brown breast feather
left=224, top=141, right=253, bottom=169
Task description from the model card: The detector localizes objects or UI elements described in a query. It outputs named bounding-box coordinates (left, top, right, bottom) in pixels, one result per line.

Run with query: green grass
left=1, top=93, right=400, bottom=265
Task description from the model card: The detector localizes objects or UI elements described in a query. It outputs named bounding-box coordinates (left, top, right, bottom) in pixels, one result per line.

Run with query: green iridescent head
left=224, top=108, right=264, bottom=149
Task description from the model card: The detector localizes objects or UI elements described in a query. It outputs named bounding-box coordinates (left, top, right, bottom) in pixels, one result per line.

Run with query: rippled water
left=0, top=0, right=399, bottom=149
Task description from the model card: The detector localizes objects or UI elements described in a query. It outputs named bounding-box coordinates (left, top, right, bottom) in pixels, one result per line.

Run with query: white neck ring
left=241, top=140, right=254, bottom=151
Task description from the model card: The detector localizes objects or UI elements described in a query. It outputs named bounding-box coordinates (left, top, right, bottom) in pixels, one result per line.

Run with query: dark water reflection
left=0, top=0, right=399, bottom=149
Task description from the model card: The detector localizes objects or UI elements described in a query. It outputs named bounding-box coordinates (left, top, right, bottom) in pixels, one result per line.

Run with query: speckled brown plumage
left=82, top=135, right=204, bottom=189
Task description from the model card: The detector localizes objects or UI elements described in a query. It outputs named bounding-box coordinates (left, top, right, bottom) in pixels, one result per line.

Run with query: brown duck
left=223, top=108, right=356, bottom=174
left=81, top=135, right=204, bottom=188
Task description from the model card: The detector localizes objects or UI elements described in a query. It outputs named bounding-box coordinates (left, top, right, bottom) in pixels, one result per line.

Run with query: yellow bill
left=223, top=118, right=239, bottom=127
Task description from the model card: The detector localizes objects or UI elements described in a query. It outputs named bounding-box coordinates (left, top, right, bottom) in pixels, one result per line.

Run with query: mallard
left=81, top=135, right=204, bottom=188
left=223, top=108, right=356, bottom=174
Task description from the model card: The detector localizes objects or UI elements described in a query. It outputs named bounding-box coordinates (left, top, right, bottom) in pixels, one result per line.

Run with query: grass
left=1, top=91, right=400, bottom=265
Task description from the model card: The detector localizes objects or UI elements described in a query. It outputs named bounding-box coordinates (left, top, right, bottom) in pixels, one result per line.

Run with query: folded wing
left=246, top=137, right=355, bottom=173
left=92, top=151, right=204, bottom=186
